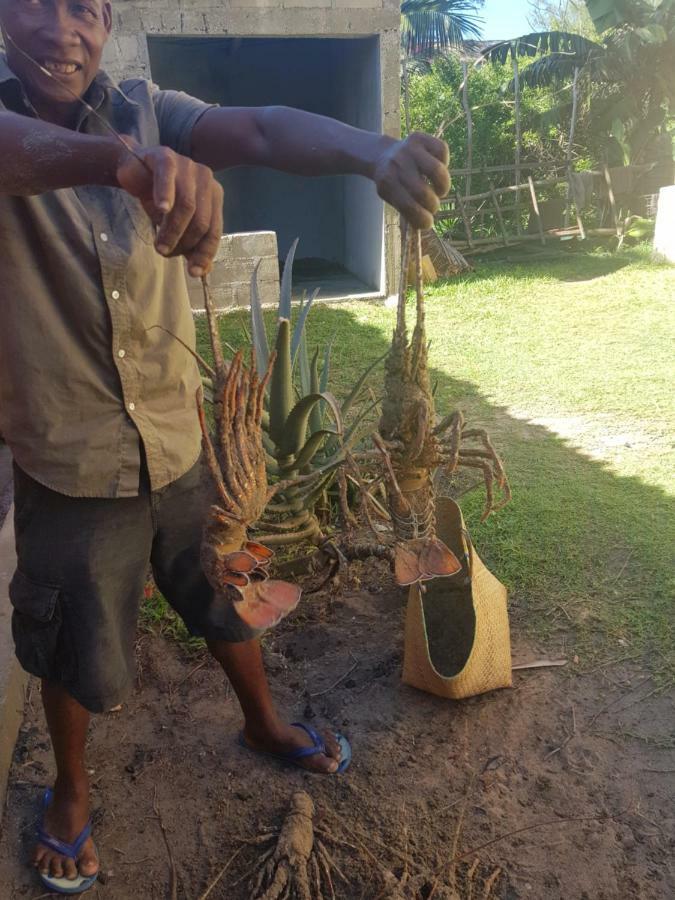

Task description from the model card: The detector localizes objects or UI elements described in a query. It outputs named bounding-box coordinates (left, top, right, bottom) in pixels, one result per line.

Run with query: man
left=0, top=0, right=450, bottom=892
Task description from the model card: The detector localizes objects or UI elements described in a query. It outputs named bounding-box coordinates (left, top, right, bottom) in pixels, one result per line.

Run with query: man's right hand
left=116, top=144, right=224, bottom=278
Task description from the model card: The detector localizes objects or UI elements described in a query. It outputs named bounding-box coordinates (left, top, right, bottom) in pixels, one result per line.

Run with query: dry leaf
left=511, top=658, right=567, bottom=670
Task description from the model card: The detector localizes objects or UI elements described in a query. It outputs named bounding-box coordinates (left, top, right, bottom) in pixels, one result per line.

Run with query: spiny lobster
left=353, top=224, right=511, bottom=586
left=197, top=283, right=307, bottom=630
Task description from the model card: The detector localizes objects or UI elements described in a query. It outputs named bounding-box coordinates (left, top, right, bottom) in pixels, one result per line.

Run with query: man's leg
left=152, top=461, right=345, bottom=775
left=207, top=638, right=342, bottom=774
left=10, top=463, right=154, bottom=882
left=33, top=682, right=99, bottom=880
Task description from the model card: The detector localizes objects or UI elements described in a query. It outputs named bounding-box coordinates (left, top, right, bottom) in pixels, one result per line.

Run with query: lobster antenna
left=397, top=219, right=411, bottom=336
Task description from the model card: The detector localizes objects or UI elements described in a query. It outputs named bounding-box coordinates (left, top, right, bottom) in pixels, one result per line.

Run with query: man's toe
left=322, top=729, right=342, bottom=761
left=316, top=754, right=339, bottom=774
left=50, top=856, right=65, bottom=879
left=79, top=843, right=99, bottom=877
left=63, top=857, right=78, bottom=880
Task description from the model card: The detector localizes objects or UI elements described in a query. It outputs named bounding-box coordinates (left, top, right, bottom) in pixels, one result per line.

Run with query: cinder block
left=223, top=231, right=279, bottom=260
left=333, top=0, right=383, bottom=7
left=187, top=231, right=280, bottom=311
left=284, top=0, right=331, bottom=7
left=230, top=0, right=277, bottom=7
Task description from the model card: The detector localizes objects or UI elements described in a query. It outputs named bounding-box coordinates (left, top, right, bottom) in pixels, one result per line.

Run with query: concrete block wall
left=186, top=231, right=280, bottom=310
left=103, top=0, right=401, bottom=298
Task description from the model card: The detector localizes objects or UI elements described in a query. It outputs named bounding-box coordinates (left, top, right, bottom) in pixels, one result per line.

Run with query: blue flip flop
left=239, top=722, right=352, bottom=774
left=36, top=789, right=99, bottom=895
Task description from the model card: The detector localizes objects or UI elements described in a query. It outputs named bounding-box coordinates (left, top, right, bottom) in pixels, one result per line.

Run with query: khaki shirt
left=0, top=53, right=214, bottom=497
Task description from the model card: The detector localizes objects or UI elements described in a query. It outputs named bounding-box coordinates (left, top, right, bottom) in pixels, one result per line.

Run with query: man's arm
left=190, top=106, right=450, bottom=230
left=0, top=110, right=223, bottom=276
left=0, top=111, right=122, bottom=195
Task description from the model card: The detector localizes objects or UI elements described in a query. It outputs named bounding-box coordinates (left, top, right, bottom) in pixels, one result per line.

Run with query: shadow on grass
left=197, top=271, right=674, bottom=678
left=449, top=243, right=643, bottom=285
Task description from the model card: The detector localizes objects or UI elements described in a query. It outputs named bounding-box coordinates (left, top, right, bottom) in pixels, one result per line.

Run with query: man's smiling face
left=0, top=0, right=112, bottom=115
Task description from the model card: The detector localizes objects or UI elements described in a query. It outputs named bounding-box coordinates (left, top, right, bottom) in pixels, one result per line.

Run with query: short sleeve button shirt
left=0, top=53, right=215, bottom=497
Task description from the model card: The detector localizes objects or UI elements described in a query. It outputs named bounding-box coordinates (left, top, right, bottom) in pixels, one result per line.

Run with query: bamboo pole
left=454, top=190, right=474, bottom=249
left=565, top=66, right=580, bottom=229
left=461, top=61, right=473, bottom=199
left=403, top=57, right=411, bottom=134
left=528, top=175, right=546, bottom=245
left=451, top=226, right=596, bottom=250
left=489, top=181, right=509, bottom=246
left=603, top=165, right=621, bottom=237
left=513, top=53, right=522, bottom=236
left=437, top=175, right=566, bottom=210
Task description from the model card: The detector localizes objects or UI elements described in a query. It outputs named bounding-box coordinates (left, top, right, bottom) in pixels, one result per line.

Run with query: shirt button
left=128, top=402, right=136, bottom=412
left=100, top=232, right=109, bottom=242
left=111, top=290, right=120, bottom=300
left=118, top=349, right=126, bottom=358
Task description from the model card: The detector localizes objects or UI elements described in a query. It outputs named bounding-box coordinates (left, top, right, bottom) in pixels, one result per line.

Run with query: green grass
left=195, top=243, right=675, bottom=677
left=140, top=589, right=206, bottom=655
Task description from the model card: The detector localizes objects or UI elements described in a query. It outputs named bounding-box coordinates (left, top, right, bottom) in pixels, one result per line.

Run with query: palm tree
left=400, top=0, right=484, bottom=132
left=483, top=0, right=675, bottom=164
left=400, top=0, right=484, bottom=59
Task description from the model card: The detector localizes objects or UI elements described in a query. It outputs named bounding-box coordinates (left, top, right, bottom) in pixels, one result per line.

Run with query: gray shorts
left=9, top=457, right=259, bottom=713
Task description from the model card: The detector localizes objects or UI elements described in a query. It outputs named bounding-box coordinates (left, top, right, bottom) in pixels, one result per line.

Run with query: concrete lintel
left=0, top=508, right=27, bottom=812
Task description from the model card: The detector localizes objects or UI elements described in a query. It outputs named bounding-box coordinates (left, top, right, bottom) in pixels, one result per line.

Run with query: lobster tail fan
left=233, top=580, right=303, bottom=629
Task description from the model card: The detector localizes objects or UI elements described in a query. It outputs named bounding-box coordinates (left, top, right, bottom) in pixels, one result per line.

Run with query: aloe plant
left=249, top=240, right=383, bottom=547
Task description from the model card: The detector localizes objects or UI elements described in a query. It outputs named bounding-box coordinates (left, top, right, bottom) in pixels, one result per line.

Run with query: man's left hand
left=372, top=133, right=450, bottom=230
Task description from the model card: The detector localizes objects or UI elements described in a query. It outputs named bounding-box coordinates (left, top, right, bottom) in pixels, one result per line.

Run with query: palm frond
left=401, top=0, right=483, bottom=57
left=482, top=31, right=601, bottom=63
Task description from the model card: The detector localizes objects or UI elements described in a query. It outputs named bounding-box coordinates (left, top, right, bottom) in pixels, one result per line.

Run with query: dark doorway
left=147, top=35, right=384, bottom=298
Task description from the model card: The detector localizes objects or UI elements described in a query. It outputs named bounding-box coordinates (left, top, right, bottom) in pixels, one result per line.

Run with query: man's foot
left=34, top=779, right=99, bottom=882
left=242, top=721, right=343, bottom=774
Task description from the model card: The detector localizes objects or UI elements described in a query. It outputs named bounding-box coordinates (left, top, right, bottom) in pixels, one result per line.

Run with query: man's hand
left=191, top=108, right=450, bottom=231
left=372, top=133, right=450, bottom=231
left=116, top=144, right=224, bottom=278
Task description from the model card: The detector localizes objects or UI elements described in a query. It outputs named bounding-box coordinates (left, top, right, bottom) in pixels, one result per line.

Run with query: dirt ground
left=0, top=555, right=673, bottom=900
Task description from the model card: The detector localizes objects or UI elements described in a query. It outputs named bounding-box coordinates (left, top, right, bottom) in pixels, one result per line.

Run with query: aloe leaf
left=319, top=336, right=334, bottom=395
left=291, top=291, right=307, bottom=374
left=308, top=348, right=323, bottom=437
left=280, top=391, right=343, bottom=458
left=323, top=394, right=381, bottom=460
left=282, top=429, right=339, bottom=473
left=341, top=350, right=388, bottom=417
left=298, top=471, right=337, bottom=508
left=269, top=319, right=294, bottom=447
left=290, top=459, right=345, bottom=497
left=249, top=261, right=269, bottom=378
left=343, top=396, right=381, bottom=444
left=279, top=238, right=299, bottom=321
left=297, top=329, right=312, bottom=400
left=291, top=287, right=320, bottom=360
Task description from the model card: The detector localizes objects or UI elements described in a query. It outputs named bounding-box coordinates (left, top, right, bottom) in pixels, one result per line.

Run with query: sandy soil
left=0, top=557, right=673, bottom=899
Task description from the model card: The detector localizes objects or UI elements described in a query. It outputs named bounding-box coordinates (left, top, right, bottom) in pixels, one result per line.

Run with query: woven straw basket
left=402, top=496, right=512, bottom=699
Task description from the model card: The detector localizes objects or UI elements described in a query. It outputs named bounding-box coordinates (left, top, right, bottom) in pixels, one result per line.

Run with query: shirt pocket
left=9, top=570, right=73, bottom=680
left=121, top=193, right=157, bottom=246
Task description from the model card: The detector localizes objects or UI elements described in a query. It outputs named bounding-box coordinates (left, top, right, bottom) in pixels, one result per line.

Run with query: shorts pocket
left=9, top=571, right=72, bottom=680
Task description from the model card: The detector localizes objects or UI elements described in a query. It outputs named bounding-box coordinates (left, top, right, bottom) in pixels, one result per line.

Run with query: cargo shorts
left=9, top=457, right=260, bottom=713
